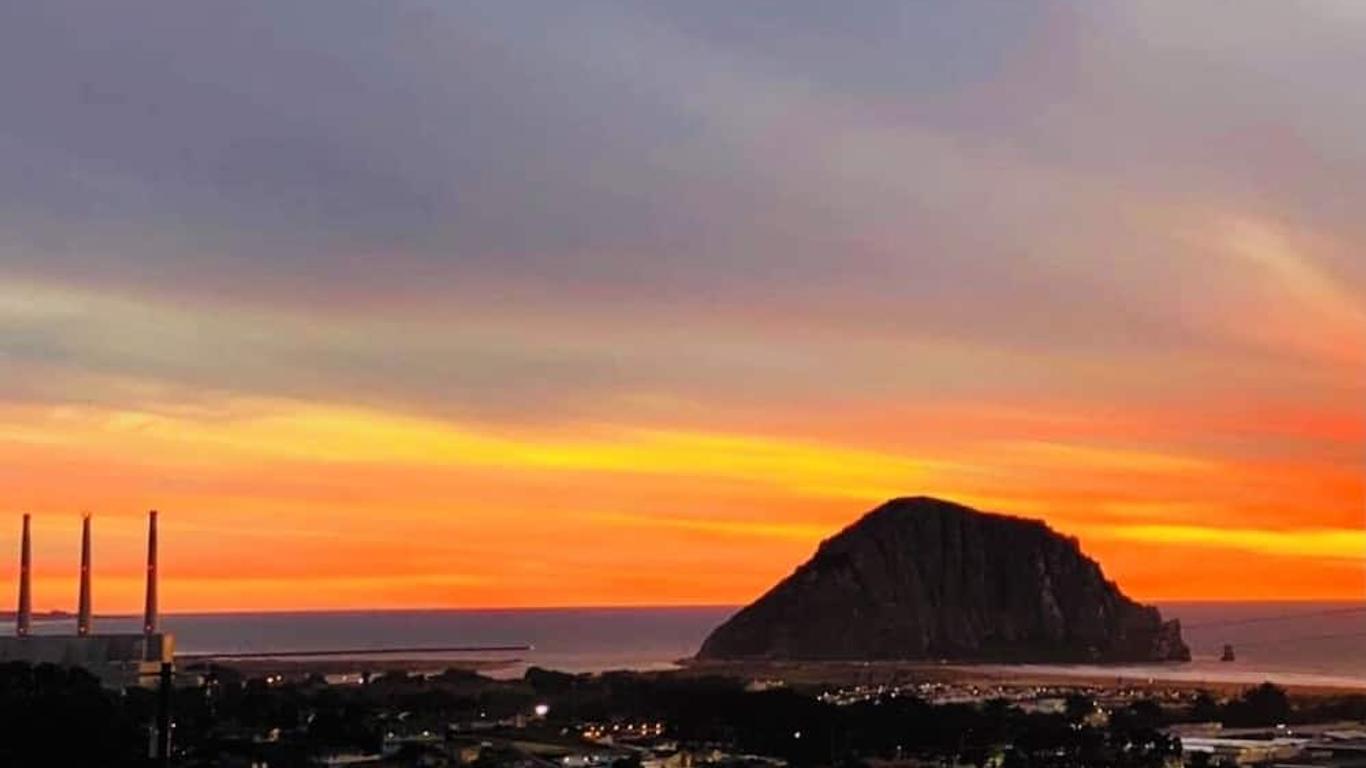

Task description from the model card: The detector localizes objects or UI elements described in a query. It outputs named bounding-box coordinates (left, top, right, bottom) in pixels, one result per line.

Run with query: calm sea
left=22, top=602, right=1366, bottom=688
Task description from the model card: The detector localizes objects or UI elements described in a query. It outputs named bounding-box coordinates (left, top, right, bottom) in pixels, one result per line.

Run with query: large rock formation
left=698, top=497, right=1189, bottom=663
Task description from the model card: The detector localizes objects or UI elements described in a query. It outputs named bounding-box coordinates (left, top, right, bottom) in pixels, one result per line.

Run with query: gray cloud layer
left=1, top=1, right=1362, bottom=421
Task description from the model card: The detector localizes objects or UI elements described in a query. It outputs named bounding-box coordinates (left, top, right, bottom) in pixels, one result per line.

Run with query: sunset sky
left=0, top=1, right=1362, bottom=612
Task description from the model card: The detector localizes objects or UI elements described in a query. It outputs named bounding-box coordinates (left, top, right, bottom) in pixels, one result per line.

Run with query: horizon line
left=5, top=597, right=1364, bottom=620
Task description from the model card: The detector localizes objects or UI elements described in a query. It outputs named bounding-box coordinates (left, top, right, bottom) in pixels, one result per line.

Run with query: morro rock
left=697, top=497, right=1189, bottom=663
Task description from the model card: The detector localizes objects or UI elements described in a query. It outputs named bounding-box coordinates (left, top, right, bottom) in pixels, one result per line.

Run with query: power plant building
left=0, top=511, right=174, bottom=688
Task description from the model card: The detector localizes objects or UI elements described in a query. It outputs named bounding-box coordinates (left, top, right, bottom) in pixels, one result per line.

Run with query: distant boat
left=1220, top=644, right=1236, bottom=662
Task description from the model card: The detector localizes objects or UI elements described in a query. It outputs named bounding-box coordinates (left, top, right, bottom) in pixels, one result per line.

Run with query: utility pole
left=154, top=661, right=173, bottom=767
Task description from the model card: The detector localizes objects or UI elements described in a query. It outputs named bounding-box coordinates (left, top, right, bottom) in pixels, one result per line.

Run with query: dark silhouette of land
left=699, top=497, right=1189, bottom=663
left=5, top=659, right=1362, bottom=767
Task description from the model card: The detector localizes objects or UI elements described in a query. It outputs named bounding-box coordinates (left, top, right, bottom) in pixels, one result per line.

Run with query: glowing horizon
left=0, top=1, right=1362, bottom=611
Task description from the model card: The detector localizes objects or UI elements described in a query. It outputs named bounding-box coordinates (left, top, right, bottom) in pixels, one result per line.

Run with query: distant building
left=0, top=511, right=173, bottom=688
left=1178, top=736, right=1308, bottom=765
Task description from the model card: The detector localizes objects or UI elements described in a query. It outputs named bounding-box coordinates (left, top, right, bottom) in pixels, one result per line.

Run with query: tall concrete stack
left=144, top=510, right=158, bottom=635
left=1, top=511, right=174, bottom=688
left=16, top=514, right=31, bottom=637
left=77, top=513, right=92, bottom=637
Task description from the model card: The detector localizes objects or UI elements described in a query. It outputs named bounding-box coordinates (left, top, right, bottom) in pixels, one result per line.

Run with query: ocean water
left=26, top=606, right=733, bottom=677
left=19, top=602, right=1366, bottom=688
left=974, top=602, right=1366, bottom=691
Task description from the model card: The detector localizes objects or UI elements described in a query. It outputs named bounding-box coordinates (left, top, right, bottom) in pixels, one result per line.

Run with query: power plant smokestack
left=16, top=514, right=31, bottom=638
left=144, top=510, right=158, bottom=635
left=77, top=513, right=92, bottom=637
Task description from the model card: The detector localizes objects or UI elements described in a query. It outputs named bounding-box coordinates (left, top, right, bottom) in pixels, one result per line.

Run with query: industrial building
left=0, top=511, right=174, bottom=688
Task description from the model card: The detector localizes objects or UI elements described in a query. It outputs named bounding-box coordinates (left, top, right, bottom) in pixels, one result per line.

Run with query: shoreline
left=190, top=654, right=1366, bottom=697
left=183, top=657, right=521, bottom=677
left=678, top=659, right=1366, bottom=697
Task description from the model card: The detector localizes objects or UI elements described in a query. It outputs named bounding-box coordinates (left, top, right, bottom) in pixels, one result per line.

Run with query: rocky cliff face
left=697, top=497, right=1189, bottom=663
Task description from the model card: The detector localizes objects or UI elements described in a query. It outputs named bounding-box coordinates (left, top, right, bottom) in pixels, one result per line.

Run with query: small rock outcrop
left=697, top=497, right=1189, bottom=663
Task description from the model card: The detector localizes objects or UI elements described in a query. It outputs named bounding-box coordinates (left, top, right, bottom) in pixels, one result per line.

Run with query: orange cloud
left=1087, top=523, right=1365, bottom=561
left=0, top=390, right=1361, bottom=611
